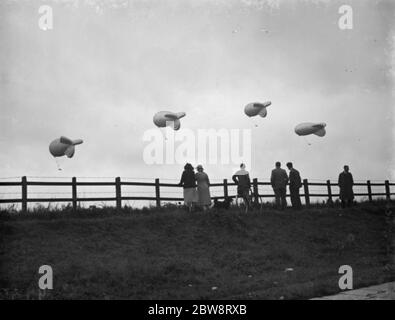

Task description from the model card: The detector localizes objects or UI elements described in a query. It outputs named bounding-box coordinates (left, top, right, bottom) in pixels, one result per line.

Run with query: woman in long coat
left=195, top=165, right=211, bottom=211
left=179, top=163, right=197, bottom=212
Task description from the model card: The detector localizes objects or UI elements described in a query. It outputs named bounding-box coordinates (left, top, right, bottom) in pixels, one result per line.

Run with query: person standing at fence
left=195, top=165, right=211, bottom=211
left=179, top=163, right=197, bottom=212
left=338, top=165, right=354, bottom=208
left=286, top=162, right=302, bottom=210
left=271, top=162, right=289, bottom=210
left=232, top=163, right=251, bottom=209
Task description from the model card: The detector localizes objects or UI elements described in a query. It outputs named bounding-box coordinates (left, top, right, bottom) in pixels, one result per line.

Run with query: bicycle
left=235, top=188, right=264, bottom=214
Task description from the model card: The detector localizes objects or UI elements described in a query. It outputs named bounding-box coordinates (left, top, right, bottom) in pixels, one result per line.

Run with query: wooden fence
left=0, top=176, right=393, bottom=212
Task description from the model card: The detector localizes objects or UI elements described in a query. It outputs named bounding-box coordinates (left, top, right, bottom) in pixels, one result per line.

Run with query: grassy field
left=0, top=202, right=394, bottom=300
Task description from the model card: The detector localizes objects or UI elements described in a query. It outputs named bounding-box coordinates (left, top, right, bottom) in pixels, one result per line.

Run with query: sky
left=0, top=0, right=394, bottom=189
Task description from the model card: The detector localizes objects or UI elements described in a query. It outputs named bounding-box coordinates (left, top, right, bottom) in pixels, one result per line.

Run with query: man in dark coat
left=232, top=163, right=252, bottom=209
left=286, top=162, right=302, bottom=210
left=338, top=165, right=354, bottom=208
left=271, top=162, right=288, bottom=210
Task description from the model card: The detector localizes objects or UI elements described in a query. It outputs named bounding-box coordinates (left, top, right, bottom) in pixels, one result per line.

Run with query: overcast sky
left=0, top=0, right=394, bottom=184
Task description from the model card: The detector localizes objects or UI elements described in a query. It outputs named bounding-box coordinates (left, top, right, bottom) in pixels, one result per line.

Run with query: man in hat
left=271, top=162, right=289, bottom=210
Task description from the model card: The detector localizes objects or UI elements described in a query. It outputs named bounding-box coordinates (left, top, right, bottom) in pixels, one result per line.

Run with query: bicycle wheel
left=236, top=195, right=249, bottom=214
left=248, top=190, right=263, bottom=213
left=254, top=195, right=264, bottom=213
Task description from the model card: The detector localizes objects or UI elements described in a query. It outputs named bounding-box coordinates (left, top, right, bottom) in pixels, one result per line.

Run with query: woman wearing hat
left=195, top=165, right=211, bottom=211
left=179, top=163, right=197, bottom=212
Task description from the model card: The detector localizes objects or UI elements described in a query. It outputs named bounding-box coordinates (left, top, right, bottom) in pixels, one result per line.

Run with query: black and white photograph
left=0, top=0, right=394, bottom=307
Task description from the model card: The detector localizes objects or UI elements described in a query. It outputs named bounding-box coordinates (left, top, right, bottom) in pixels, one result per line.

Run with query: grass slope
left=0, top=202, right=394, bottom=299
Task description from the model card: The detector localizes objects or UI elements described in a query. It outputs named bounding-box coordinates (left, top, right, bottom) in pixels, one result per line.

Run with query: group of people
left=231, top=162, right=303, bottom=210
left=179, top=162, right=355, bottom=211
left=179, top=163, right=212, bottom=212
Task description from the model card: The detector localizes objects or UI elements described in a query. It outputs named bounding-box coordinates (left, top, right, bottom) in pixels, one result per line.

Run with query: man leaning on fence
left=232, top=163, right=251, bottom=209
left=271, top=162, right=289, bottom=210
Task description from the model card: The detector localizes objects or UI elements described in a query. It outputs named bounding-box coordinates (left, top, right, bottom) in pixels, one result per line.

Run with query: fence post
left=72, top=177, right=77, bottom=212
left=385, top=180, right=390, bottom=201
left=21, top=176, right=27, bottom=213
left=223, top=179, right=228, bottom=199
left=115, top=177, right=122, bottom=210
left=155, top=178, right=161, bottom=208
left=326, top=180, right=333, bottom=206
left=367, top=180, right=372, bottom=202
left=253, top=178, right=259, bottom=203
left=303, top=179, right=310, bottom=207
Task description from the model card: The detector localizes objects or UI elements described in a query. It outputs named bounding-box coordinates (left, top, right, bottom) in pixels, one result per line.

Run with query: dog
left=212, top=197, right=233, bottom=210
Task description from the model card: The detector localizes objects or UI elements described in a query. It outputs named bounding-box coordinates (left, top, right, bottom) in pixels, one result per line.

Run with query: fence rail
left=0, top=177, right=393, bottom=212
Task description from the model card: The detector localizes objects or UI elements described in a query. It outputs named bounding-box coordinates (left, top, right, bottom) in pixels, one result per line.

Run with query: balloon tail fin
left=258, top=108, right=267, bottom=118
left=173, top=119, right=181, bottom=130
left=65, top=146, right=75, bottom=158
left=175, top=112, right=186, bottom=119
left=313, top=128, right=326, bottom=137
left=72, top=139, right=83, bottom=145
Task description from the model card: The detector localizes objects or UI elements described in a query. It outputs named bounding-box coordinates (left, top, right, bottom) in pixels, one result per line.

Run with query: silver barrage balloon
left=294, top=123, right=326, bottom=137
left=49, top=136, right=83, bottom=158
left=244, top=101, right=272, bottom=118
left=153, top=111, right=186, bottom=130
